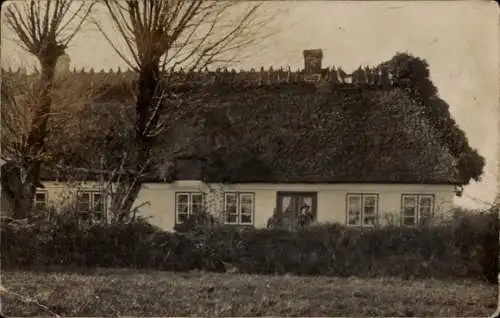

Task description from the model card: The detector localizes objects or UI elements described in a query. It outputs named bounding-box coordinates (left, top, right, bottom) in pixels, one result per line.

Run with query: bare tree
left=95, top=0, right=272, bottom=218
left=1, top=66, right=102, bottom=162
left=2, top=0, right=95, bottom=218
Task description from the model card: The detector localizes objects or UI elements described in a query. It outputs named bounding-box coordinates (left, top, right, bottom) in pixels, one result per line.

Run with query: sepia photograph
left=0, top=0, right=499, bottom=316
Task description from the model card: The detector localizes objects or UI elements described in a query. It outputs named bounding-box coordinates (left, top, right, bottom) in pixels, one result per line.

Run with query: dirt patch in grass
left=1, top=268, right=498, bottom=316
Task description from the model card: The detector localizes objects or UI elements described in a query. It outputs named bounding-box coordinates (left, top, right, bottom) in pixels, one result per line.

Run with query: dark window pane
left=193, top=204, right=204, bottom=214
left=364, top=206, right=375, bottom=216
left=192, top=194, right=203, bottom=205
left=241, top=205, right=252, bottom=215
left=226, top=203, right=237, bottom=214
left=241, top=194, right=253, bottom=205
left=177, top=194, right=190, bottom=214
left=94, top=194, right=105, bottom=212
left=403, top=207, right=415, bottom=217
left=420, top=197, right=432, bottom=207
left=95, top=202, right=105, bottom=212
left=225, top=213, right=237, bottom=223
left=348, top=195, right=361, bottom=225
left=35, top=192, right=46, bottom=202
left=79, top=193, right=90, bottom=202
left=348, top=216, right=359, bottom=225
left=364, top=216, right=375, bottom=225
left=420, top=207, right=432, bottom=218
left=403, top=196, right=416, bottom=207
left=241, top=214, right=252, bottom=224
left=78, top=203, right=90, bottom=212
left=80, top=212, right=90, bottom=221
left=94, top=194, right=103, bottom=204
left=419, top=216, right=431, bottom=226
left=226, top=194, right=237, bottom=205
left=364, top=196, right=376, bottom=207
left=177, top=213, right=188, bottom=223
left=403, top=217, right=415, bottom=226
left=177, top=194, right=189, bottom=205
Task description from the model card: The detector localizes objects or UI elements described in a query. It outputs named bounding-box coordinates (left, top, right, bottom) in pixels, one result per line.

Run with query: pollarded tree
left=95, top=0, right=273, bottom=219
left=3, top=0, right=95, bottom=218
left=1, top=65, right=110, bottom=223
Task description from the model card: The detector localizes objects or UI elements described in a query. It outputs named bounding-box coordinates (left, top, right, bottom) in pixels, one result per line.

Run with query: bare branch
left=98, top=0, right=267, bottom=72
left=83, top=0, right=275, bottom=216
left=5, top=0, right=96, bottom=60
left=0, top=68, right=110, bottom=163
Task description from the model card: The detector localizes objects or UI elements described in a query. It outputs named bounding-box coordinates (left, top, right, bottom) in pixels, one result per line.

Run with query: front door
left=276, top=192, right=317, bottom=230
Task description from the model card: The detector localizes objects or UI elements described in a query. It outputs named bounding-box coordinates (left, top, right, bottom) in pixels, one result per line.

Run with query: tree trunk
left=110, top=176, right=143, bottom=223
left=112, top=63, right=160, bottom=219
left=12, top=177, right=37, bottom=219
left=2, top=161, right=37, bottom=219
left=8, top=61, right=56, bottom=219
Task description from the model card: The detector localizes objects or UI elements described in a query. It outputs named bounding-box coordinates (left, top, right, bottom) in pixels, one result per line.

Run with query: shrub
left=477, top=209, right=499, bottom=284
left=1, top=207, right=498, bottom=283
left=173, top=209, right=216, bottom=233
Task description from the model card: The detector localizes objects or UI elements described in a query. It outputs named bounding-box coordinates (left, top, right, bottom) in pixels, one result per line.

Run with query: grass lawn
left=1, top=268, right=498, bottom=317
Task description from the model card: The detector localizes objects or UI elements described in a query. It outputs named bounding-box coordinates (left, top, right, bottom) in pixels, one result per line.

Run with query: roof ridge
left=1, top=64, right=395, bottom=87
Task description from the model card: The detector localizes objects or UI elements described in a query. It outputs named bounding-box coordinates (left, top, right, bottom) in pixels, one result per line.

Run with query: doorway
left=276, top=192, right=317, bottom=230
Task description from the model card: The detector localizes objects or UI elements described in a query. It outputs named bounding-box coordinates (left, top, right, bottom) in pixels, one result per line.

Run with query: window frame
left=400, top=194, right=435, bottom=227
left=34, top=190, right=48, bottom=212
left=76, top=190, right=108, bottom=223
left=175, top=192, right=206, bottom=224
left=91, top=192, right=107, bottom=222
left=223, top=192, right=255, bottom=225
left=345, top=193, right=379, bottom=227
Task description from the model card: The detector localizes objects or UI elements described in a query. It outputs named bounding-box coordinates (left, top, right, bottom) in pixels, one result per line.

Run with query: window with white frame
left=77, top=191, right=107, bottom=223
left=175, top=192, right=205, bottom=224
left=224, top=192, right=254, bottom=225
left=346, top=194, right=378, bottom=226
left=401, top=194, right=434, bottom=226
left=34, top=190, right=47, bottom=212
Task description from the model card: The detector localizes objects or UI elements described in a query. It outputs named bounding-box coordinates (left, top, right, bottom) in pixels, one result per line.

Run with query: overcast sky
left=2, top=1, right=499, bottom=209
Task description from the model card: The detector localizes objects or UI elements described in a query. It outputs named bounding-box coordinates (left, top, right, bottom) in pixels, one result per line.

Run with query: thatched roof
left=3, top=65, right=458, bottom=184
left=161, top=84, right=457, bottom=184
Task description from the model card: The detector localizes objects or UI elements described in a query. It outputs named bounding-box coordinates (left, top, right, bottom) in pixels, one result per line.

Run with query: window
left=34, top=191, right=47, bottom=212
left=175, top=192, right=205, bottom=224
left=346, top=194, right=378, bottom=226
left=401, top=194, right=434, bottom=226
left=77, top=191, right=107, bottom=223
left=224, top=192, right=254, bottom=225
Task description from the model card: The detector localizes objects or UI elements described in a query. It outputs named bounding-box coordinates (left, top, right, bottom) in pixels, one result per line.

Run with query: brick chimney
left=303, top=49, right=323, bottom=74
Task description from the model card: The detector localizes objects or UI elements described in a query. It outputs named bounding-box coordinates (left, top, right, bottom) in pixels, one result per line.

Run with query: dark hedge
left=1, top=211, right=497, bottom=283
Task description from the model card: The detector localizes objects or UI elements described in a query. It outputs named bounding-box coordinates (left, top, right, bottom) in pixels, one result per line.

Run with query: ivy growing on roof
left=382, top=52, right=485, bottom=185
